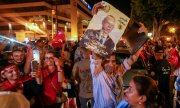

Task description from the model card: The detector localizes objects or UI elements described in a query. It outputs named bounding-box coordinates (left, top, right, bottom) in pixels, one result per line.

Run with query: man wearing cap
left=152, top=49, right=171, bottom=107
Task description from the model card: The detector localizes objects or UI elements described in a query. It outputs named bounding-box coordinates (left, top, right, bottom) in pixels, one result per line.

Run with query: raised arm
left=117, top=47, right=143, bottom=76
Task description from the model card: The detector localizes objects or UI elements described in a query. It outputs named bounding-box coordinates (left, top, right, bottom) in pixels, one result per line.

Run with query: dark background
left=86, top=0, right=131, bottom=17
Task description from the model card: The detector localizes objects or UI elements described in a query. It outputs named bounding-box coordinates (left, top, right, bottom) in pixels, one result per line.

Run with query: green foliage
left=131, top=0, right=180, bottom=30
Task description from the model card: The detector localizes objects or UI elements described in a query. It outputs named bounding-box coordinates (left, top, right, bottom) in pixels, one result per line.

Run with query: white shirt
left=90, top=56, right=116, bottom=108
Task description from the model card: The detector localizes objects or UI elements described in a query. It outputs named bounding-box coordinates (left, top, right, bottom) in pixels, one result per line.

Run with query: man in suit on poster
left=79, top=15, right=115, bottom=57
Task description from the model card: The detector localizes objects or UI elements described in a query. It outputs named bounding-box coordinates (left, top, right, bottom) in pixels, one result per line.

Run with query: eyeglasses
left=45, top=57, right=54, bottom=60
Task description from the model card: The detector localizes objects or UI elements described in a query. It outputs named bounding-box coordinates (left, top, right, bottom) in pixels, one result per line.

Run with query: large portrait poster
left=79, top=1, right=130, bottom=58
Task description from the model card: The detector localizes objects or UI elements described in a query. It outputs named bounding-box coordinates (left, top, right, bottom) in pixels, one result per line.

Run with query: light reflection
left=0, top=35, right=27, bottom=46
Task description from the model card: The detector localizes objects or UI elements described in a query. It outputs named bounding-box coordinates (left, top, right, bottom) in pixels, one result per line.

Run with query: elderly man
left=79, top=15, right=115, bottom=57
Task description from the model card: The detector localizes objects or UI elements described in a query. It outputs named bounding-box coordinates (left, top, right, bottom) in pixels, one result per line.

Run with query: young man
left=12, top=48, right=26, bottom=76
left=72, top=47, right=94, bottom=108
left=90, top=47, right=142, bottom=108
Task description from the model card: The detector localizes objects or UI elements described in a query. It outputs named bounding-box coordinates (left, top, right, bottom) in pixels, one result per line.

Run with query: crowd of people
left=0, top=1, right=180, bottom=107
left=0, top=33, right=180, bottom=108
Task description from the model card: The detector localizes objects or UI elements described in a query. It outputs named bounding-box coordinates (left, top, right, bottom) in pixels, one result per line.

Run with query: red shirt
left=42, top=67, right=62, bottom=105
left=168, top=48, right=179, bottom=68
left=0, top=76, right=33, bottom=91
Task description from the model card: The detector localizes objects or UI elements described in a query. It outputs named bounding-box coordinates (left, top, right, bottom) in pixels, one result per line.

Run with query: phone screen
left=31, top=60, right=38, bottom=71
left=33, top=49, right=40, bottom=63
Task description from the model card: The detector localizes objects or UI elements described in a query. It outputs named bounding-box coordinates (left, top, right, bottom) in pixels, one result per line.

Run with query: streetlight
left=169, top=27, right=175, bottom=33
left=8, top=23, right=12, bottom=34
left=52, top=9, right=55, bottom=38
left=169, top=27, right=176, bottom=42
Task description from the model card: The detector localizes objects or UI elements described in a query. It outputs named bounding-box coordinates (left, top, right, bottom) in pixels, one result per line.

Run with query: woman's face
left=44, top=53, right=55, bottom=66
left=61, top=51, right=68, bottom=59
left=124, top=80, right=142, bottom=106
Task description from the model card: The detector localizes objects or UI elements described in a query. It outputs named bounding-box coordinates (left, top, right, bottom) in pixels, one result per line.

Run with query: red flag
left=51, top=31, right=66, bottom=48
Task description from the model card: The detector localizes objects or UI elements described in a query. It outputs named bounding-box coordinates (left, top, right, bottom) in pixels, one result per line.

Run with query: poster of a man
left=79, top=1, right=129, bottom=58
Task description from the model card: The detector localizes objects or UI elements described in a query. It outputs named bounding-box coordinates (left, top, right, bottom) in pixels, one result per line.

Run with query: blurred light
left=42, top=22, right=46, bottom=29
left=52, top=10, right=55, bottom=15
left=147, top=32, right=152, bottom=37
left=25, top=37, right=29, bottom=43
left=10, top=38, right=15, bottom=42
left=53, top=24, right=56, bottom=29
left=65, top=26, right=67, bottom=32
left=169, top=27, right=175, bottom=33
left=69, top=37, right=75, bottom=41
left=166, top=37, right=171, bottom=41
left=0, top=35, right=27, bottom=46
left=8, top=23, right=12, bottom=33
left=25, top=23, right=28, bottom=30
left=80, top=0, right=92, bottom=10
left=82, top=19, right=90, bottom=24
left=66, top=22, right=71, bottom=26
left=25, top=23, right=46, bottom=34
left=8, top=23, right=12, bottom=29
left=58, top=31, right=62, bottom=34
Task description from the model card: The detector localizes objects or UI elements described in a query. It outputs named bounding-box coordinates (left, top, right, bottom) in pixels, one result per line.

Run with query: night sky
left=86, top=0, right=131, bottom=17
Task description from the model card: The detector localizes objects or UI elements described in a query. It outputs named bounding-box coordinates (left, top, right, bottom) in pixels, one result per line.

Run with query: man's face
left=102, top=16, right=115, bottom=35
left=60, top=51, right=68, bottom=59
left=36, top=42, right=44, bottom=48
left=45, top=53, right=55, bottom=66
left=12, top=51, right=25, bottom=65
left=154, top=52, right=163, bottom=60
left=104, top=55, right=116, bottom=74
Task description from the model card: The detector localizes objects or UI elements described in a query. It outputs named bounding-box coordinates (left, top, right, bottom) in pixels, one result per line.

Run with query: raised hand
left=53, top=57, right=61, bottom=68
left=92, top=2, right=104, bottom=15
left=137, top=22, right=148, bottom=34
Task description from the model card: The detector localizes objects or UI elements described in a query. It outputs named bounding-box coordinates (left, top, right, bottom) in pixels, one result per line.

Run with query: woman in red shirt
left=41, top=51, right=65, bottom=108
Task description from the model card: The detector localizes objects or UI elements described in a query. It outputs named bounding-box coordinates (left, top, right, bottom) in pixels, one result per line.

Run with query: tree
left=131, top=0, right=180, bottom=41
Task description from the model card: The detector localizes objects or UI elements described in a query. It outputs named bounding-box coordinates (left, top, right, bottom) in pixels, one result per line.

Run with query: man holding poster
left=78, top=1, right=149, bottom=108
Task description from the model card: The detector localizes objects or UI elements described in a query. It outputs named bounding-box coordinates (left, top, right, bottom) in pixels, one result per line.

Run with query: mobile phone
left=31, top=60, right=40, bottom=84
left=31, top=60, right=39, bottom=71
left=33, top=49, right=40, bottom=63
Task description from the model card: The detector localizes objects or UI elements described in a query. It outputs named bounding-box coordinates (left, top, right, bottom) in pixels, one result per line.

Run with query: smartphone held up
left=31, top=49, right=41, bottom=84
left=31, top=49, right=40, bottom=71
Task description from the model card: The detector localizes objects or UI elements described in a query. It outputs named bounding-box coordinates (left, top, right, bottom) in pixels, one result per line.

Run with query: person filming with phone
left=35, top=50, right=65, bottom=108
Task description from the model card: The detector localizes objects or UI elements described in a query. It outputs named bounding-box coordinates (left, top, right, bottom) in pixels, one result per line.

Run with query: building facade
left=0, top=0, right=92, bottom=41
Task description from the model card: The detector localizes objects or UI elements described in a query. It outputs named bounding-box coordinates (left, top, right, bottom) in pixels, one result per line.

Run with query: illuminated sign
left=80, top=0, right=92, bottom=10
